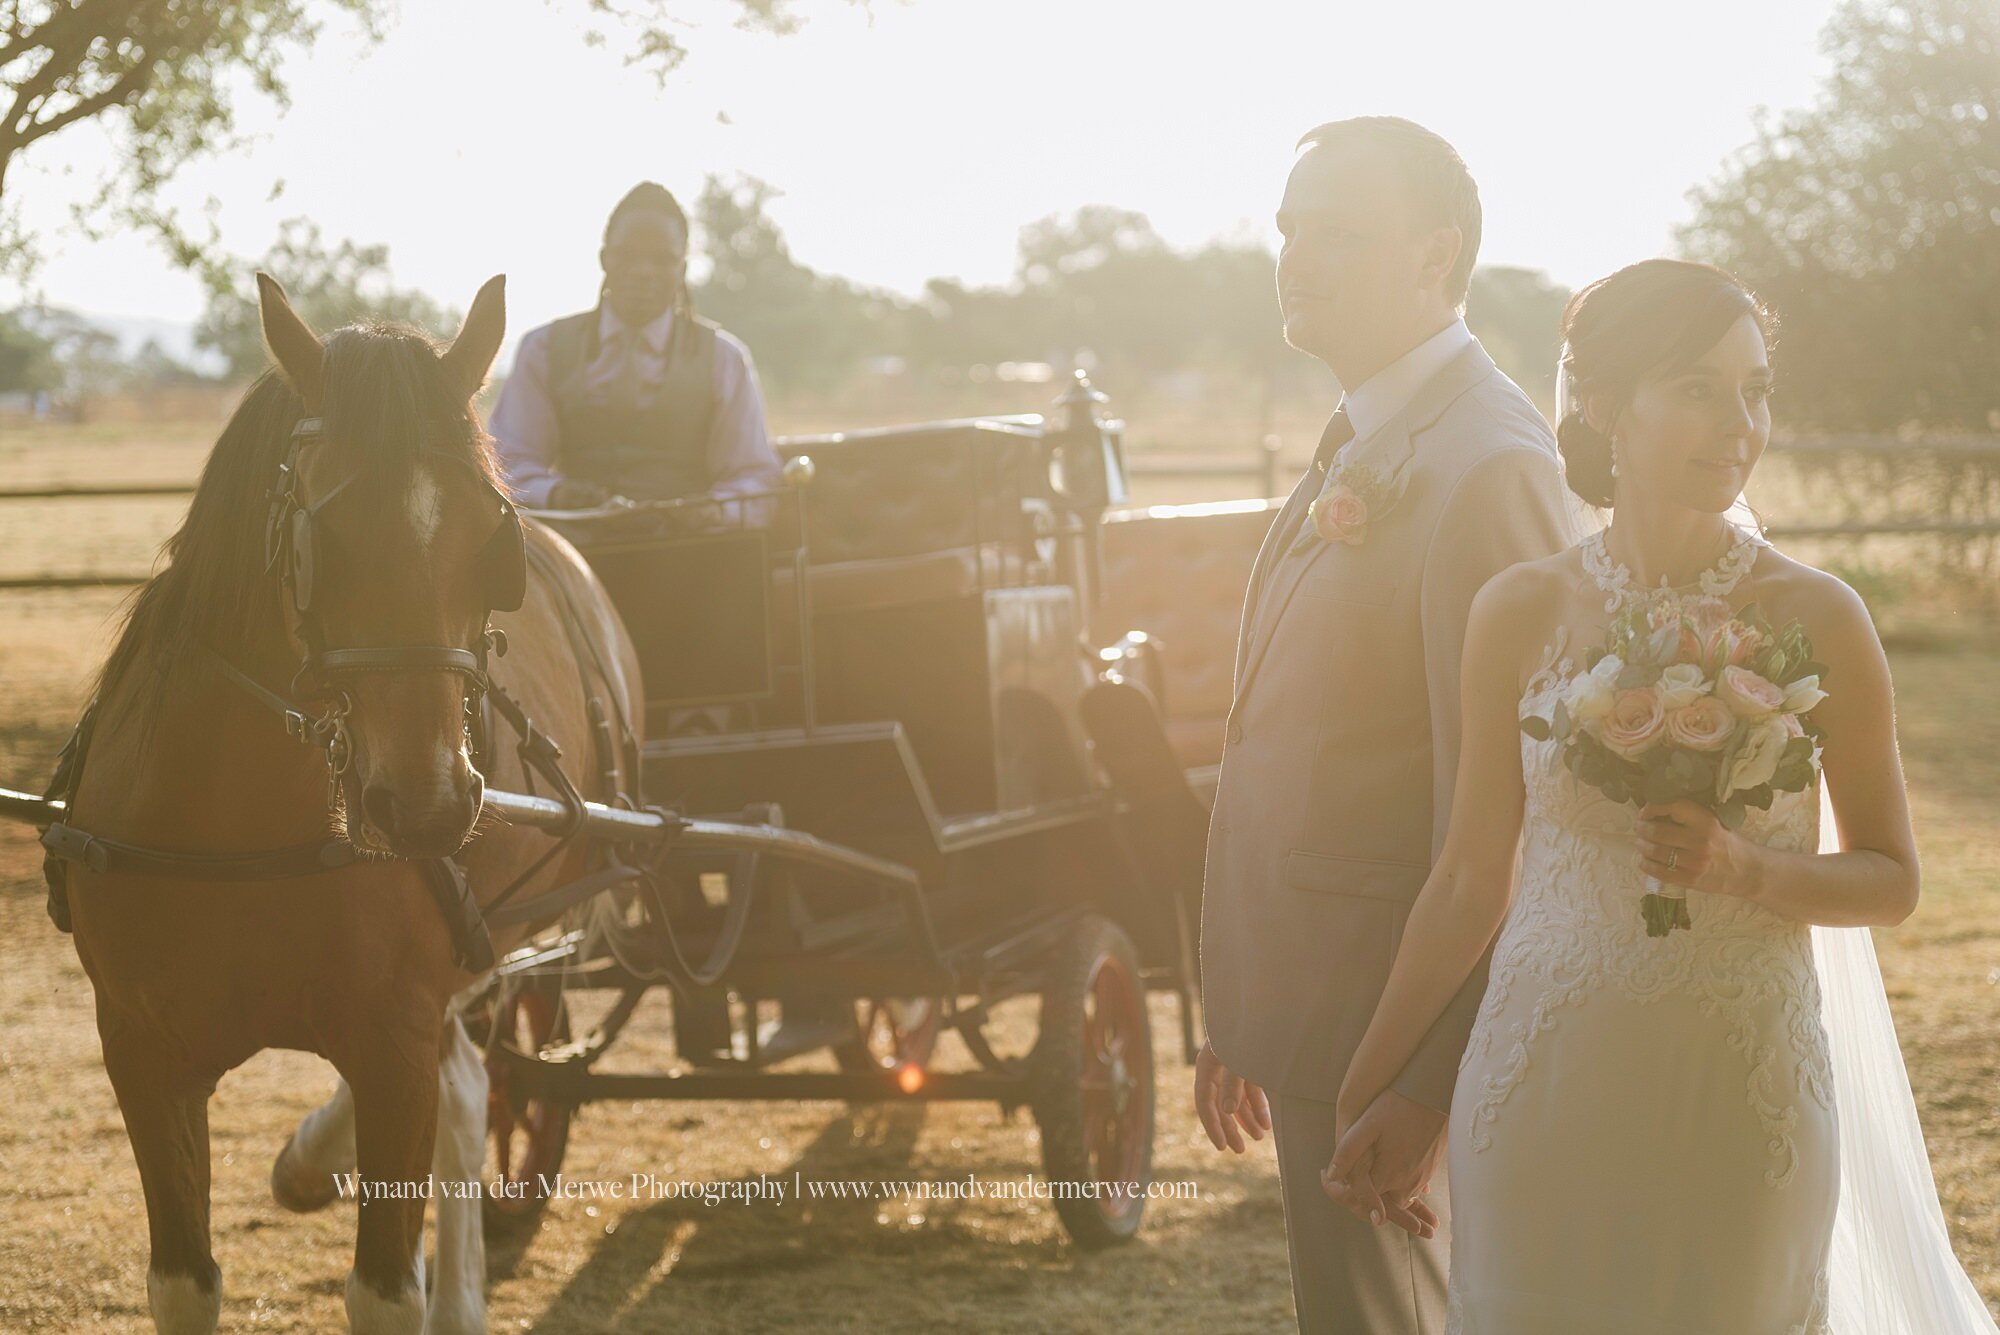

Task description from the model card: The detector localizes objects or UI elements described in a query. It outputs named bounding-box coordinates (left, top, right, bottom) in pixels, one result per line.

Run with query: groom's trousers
left=1270, top=1090, right=1451, bottom=1334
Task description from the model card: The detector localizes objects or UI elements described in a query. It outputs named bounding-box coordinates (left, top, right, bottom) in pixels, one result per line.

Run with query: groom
left=1193, top=117, right=1572, bottom=1333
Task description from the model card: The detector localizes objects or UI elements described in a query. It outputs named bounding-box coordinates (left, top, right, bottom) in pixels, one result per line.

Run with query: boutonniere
left=1290, top=461, right=1407, bottom=556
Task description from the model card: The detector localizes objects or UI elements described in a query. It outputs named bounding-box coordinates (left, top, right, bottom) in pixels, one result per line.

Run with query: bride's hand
left=1323, top=1090, right=1444, bottom=1238
left=1637, top=799, right=1761, bottom=898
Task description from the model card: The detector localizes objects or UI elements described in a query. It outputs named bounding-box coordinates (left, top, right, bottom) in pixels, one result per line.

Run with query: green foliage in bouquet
left=1520, top=593, right=1831, bottom=936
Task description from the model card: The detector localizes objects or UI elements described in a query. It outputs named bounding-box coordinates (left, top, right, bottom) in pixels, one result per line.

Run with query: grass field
left=0, top=420, right=1994, bottom=1332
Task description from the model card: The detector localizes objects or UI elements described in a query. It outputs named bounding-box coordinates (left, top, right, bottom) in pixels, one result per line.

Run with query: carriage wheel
left=1030, top=913, right=1155, bottom=1248
left=470, top=979, right=575, bottom=1242
left=834, top=997, right=943, bottom=1077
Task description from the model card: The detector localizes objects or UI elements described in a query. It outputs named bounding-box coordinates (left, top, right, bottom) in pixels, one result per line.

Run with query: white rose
left=1657, top=663, right=1709, bottom=711
left=1564, top=654, right=1623, bottom=723
left=1720, top=717, right=1791, bottom=800
left=1781, top=675, right=1828, bottom=714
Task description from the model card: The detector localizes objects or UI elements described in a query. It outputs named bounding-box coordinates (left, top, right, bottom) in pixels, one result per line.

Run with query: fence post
left=1260, top=434, right=1282, bottom=499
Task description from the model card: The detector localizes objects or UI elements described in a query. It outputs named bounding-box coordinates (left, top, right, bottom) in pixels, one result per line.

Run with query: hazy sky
left=8, top=0, right=1841, bottom=351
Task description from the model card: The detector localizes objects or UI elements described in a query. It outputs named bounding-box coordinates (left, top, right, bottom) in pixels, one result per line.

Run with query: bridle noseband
left=252, top=415, right=528, bottom=810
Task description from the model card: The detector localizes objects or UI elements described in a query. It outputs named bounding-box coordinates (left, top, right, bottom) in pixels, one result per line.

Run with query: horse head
left=256, top=273, right=520, bottom=860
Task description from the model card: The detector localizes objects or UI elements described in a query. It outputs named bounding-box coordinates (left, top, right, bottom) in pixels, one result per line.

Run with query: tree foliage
left=1680, top=0, right=2000, bottom=430
left=0, top=0, right=388, bottom=272
left=689, top=176, right=1570, bottom=408
left=0, top=0, right=853, bottom=274
left=193, top=218, right=457, bottom=378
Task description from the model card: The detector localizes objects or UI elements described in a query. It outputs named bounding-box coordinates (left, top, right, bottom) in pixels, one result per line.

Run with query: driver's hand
left=549, top=479, right=610, bottom=509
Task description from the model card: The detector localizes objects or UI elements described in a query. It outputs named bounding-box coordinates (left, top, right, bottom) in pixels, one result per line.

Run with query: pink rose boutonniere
left=1290, top=462, right=1406, bottom=557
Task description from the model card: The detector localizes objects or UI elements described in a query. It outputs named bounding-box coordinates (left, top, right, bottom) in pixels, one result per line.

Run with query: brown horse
left=60, top=275, right=642, bottom=1333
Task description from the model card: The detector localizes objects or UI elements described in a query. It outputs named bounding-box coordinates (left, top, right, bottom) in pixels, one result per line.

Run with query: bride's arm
left=1333, top=570, right=1537, bottom=1128
left=1636, top=573, right=1919, bottom=927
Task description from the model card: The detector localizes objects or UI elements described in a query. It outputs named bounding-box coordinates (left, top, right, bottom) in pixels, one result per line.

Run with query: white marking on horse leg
left=427, top=1013, right=489, bottom=1335
left=147, top=1267, right=221, bottom=1335
left=407, top=463, right=443, bottom=544
left=345, top=1268, right=425, bottom=1335
left=272, top=1077, right=356, bottom=1211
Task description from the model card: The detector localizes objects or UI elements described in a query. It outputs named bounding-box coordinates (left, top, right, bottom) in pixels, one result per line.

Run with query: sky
left=5, top=0, right=1841, bottom=358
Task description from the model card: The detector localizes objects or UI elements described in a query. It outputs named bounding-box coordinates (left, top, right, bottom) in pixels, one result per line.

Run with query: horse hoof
left=270, top=1134, right=342, bottom=1213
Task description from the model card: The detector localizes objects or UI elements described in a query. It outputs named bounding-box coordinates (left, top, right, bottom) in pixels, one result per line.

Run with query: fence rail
left=2, top=434, right=1995, bottom=592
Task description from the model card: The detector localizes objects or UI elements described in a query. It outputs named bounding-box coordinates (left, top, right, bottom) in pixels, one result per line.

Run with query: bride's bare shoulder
left=1471, top=547, right=1588, bottom=656
left=1752, top=545, right=1875, bottom=633
left=1480, top=545, right=1587, bottom=614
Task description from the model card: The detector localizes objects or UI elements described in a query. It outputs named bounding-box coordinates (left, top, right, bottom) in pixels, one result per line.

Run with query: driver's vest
left=546, top=307, right=719, bottom=502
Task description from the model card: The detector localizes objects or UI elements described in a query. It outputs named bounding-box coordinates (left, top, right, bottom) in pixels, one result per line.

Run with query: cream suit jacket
left=1200, top=337, right=1573, bottom=1108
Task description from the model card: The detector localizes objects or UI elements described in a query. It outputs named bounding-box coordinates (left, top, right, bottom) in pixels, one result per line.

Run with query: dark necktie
left=1272, top=405, right=1358, bottom=559
left=1313, top=405, right=1356, bottom=474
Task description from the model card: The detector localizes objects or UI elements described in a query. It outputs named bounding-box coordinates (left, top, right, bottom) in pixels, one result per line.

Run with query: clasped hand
left=1635, top=799, right=1755, bottom=897
left=1323, top=1088, right=1446, bottom=1239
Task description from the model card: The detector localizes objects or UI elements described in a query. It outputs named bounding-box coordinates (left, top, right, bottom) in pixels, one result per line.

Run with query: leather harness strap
left=37, top=416, right=625, bottom=975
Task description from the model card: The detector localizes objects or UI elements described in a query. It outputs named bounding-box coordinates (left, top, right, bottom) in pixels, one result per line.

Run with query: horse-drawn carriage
left=460, top=373, right=1250, bottom=1249
left=0, top=284, right=1289, bottom=1331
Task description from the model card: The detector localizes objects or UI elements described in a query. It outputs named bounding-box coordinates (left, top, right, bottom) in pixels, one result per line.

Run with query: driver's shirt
left=489, top=304, right=781, bottom=516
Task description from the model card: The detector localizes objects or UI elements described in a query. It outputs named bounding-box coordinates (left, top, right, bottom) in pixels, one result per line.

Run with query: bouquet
left=1521, top=593, right=1829, bottom=937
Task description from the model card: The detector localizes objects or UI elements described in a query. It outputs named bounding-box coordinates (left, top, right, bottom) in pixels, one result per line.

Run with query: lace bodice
left=1460, top=623, right=1834, bottom=1192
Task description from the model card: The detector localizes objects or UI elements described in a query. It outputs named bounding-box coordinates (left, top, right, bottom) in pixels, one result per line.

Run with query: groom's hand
left=1192, top=1040, right=1272, bottom=1154
left=1323, top=1090, right=1446, bottom=1237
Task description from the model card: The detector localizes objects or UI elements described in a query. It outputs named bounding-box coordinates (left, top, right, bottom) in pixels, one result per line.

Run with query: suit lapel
left=1235, top=415, right=1412, bottom=698
left=1233, top=465, right=1325, bottom=687
left=1231, top=339, right=1499, bottom=707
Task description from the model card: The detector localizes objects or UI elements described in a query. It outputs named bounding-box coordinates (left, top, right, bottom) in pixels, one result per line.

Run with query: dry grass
left=0, top=421, right=1994, bottom=1331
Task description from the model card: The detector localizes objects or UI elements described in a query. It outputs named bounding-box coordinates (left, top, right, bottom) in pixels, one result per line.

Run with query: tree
left=194, top=218, right=458, bottom=378
left=0, top=0, right=857, bottom=275
left=1679, top=0, right=2000, bottom=430
left=1466, top=266, right=1569, bottom=411
left=0, top=305, right=55, bottom=392
left=0, top=0, right=386, bottom=274
left=689, top=174, right=911, bottom=393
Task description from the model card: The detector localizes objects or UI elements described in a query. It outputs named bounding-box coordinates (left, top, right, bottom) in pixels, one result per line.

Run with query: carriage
left=442, top=372, right=1280, bottom=1249
left=0, top=366, right=1278, bottom=1254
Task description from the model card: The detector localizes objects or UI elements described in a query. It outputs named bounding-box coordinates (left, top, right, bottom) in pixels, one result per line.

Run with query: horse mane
left=91, top=320, right=504, bottom=755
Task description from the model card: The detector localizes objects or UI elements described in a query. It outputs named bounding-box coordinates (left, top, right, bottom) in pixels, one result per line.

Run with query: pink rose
left=1597, top=685, right=1667, bottom=758
left=1780, top=713, right=1806, bottom=739
left=1665, top=696, right=1736, bottom=752
left=1716, top=665, right=1786, bottom=719
left=1678, top=596, right=1733, bottom=667
left=1311, top=484, right=1369, bottom=546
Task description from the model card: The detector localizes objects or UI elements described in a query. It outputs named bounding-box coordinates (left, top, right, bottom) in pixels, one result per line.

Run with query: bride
left=1324, top=258, right=1998, bottom=1333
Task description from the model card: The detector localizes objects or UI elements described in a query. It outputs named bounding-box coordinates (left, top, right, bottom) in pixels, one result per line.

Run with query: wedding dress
left=1443, top=525, right=1998, bottom=1335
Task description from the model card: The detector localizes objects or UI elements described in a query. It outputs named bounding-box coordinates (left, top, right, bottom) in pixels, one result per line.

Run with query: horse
left=55, top=274, right=643, bottom=1334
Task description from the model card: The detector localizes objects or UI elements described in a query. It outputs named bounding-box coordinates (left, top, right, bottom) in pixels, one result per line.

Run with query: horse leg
left=426, top=1012, right=489, bottom=1335
left=102, top=1035, right=221, bottom=1335
left=340, top=1036, right=442, bottom=1335
left=271, top=1075, right=356, bottom=1212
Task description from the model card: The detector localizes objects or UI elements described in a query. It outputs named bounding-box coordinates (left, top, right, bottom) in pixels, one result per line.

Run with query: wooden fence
left=2, top=434, right=1997, bottom=590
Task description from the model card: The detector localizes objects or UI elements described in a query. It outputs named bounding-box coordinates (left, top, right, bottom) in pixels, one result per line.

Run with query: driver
left=490, top=181, right=781, bottom=526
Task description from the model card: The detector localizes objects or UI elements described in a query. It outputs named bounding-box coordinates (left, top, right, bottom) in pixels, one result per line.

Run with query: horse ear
left=255, top=272, right=325, bottom=412
left=440, top=274, right=506, bottom=401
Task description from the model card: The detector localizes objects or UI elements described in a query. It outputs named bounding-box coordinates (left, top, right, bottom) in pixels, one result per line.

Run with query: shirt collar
left=599, top=304, right=674, bottom=355
left=1339, top=317, right=1475, bottom=442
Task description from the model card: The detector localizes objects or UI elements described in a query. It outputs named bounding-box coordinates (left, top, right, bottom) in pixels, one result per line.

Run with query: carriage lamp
left=1048, top=370, right=1130, bottom=639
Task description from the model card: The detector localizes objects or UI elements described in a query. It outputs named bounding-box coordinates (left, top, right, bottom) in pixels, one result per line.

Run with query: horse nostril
left=361, top=784, right=400, bottom=835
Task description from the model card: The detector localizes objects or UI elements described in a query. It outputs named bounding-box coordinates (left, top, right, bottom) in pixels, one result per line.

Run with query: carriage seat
left=1095, top=499, right=1279, bottom=771
left=770, top=422, right=1051, bottom=623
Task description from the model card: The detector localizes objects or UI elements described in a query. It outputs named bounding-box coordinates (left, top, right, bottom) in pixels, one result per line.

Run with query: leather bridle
left=253, top=415, right=528, bottom=812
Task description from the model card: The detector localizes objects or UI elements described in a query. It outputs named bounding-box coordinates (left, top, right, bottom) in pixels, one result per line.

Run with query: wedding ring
left=1666, top=849, right=1679, bottom=871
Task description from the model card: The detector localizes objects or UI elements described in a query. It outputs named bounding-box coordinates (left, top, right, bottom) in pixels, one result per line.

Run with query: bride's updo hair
left=1557, top=259, right=1776, bottom=508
